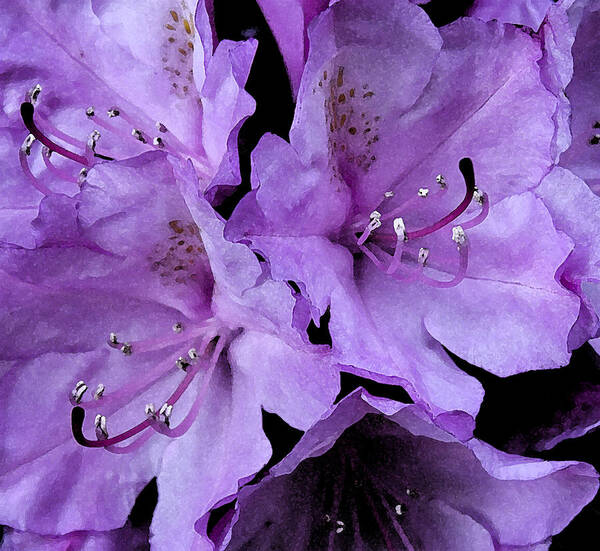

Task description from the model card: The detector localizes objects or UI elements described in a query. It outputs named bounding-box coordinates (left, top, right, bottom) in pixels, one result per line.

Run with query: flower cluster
left=1, top=0, right=599, bottom=549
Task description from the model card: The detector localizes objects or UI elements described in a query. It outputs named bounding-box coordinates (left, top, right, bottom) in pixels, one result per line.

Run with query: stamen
left=94, top=414, right=108, bottom=440
left=94, top=384, right=105, bottom=400
left=78, top=168, right=88, bottom=185
left=384, top=191, right=395, bottom=198
left=404, top=158, right=475, bottom=240
left=176, top=356, right=190, bottom=371
left=159, top=403, right=173, bottom=426
left=72, top=331, right=222, bottom=448
left=393, top=218, right=406, bottom=240
left=42, top=146, right=78, bottom=184
left=451, top=225, right=466, bottom=248
left=86, top=106, right=95, bottom=118
left=418, top=248, right=429, bottom=266
left=172, top=322, right=183, bottom=333
left=19, top=145, right=53, bottom=196
left=156, top=122, right=168, bottom=133
left=107, top=108, right=120, bottom=118
left=21, top=134, right=35, bottom=156
left=71, top=380, right=88, bottom=404
left=188, top=348, right=198, bottom=360
left=153, top=137, right=165, bottom=148
left=357, top=211, right=382, bottom=246
left=108, top=332, right=119, bottom=347
left=87, top=130, right=101, bottom=152
left=435, top=174, right=446, bottom=188
left=120, top=343, right=132, bottom=355
left=131, top=129, right=146, bottom=143
left=417, top=188, right=429, bottom=197
left=27, top=84, right=42, bottom=105
left=20, top=102, right=90, bottom=166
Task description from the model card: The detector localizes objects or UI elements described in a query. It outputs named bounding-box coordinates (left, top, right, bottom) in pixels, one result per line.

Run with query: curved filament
left=416, top=243, right=468, bottom=289
left=19, top=148, right=52, bottom=196
left=21, top=102, right=90, bottom=166
left=460, top=192, right=489, bottom=230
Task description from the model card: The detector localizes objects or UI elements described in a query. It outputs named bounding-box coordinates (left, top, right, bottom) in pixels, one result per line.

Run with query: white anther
left=42, top=145, right=51, bottom=158
left=132, top=129, right=146, bottom=143
left=395, top=504, right=405, bottom=516
left=435, top=174, right=446, bottom=188
left=88, top=130, right=101, bottom=150
left=188, top=348, right=198, bottom=360
left=159, top=403, right=173, bottom=426
left=336, top=520, right=345, bottom=534
left=145, top=403, right=156, bottom=417
left=94, top=414, right=108, bottom=440
left=451, top=225, right=466, bottom=247
left=418, top=247, right=429, bottom=266
left=367, top=211, right=382, bottom=232
left=156, top=122, right=168, bottom=133
left=153, top=137, right=165, bottom=148
left=107, top=108, right=120, bottom=118
left=393, top=217, right=407, bottom=240
left=172, top=322, right=183, bottom=333
left=418, top=188, right=429, bottom=197
left=85, top=106, right=95, bottom=118
left=473, top=187, right=484, bottom=205
left=176, top=356, right=190, bottom=371
left=384, top=190, right=395, bottom=198
left=109, top=332, right=119, bottom=345
left=71, top=380, right=88, bottom=403
left=78, top=168, right=88, bottom=185
left=120, top=342, right=132, bottom=355
left=93, top=383, right=105, bottom=400
left=21, top=134, right=36, bottom=155
left=28, top=84, right=42, bottom=104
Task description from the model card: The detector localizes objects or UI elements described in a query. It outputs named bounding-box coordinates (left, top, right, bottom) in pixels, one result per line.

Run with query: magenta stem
left=405, top=158, right=475, bottom=240
left=21, top=103, right=90, bottom=166
left=71, top=407, right=151, bottom=448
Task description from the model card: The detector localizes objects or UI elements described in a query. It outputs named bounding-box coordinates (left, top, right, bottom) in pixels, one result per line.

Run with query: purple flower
left=0, top=151, right=340, bottom=547
left=0, top=0, right=255, bottom=246
left=1, top=524, right=148, bottom=551
left=198, top=390, right=599, bottom=550
left=0, top=2, right=341, bottom=544
left=226, top=0, right=583, bottom=425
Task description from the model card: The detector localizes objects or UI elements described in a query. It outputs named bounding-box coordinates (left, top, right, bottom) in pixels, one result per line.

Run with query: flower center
left=350, top=158, right=489, bottom=288
left=70, top=320, right=228, bottom=453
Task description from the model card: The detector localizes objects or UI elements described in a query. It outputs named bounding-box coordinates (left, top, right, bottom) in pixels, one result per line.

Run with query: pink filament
left=42, top=150, right=78, bottom=184
left=152, top=337, right=224, bottom=438
left=410, top=243, right=468, bottom=289
left=19, top=148, right=52, bottom=196
left=459, top=192, right=489, bottom=230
